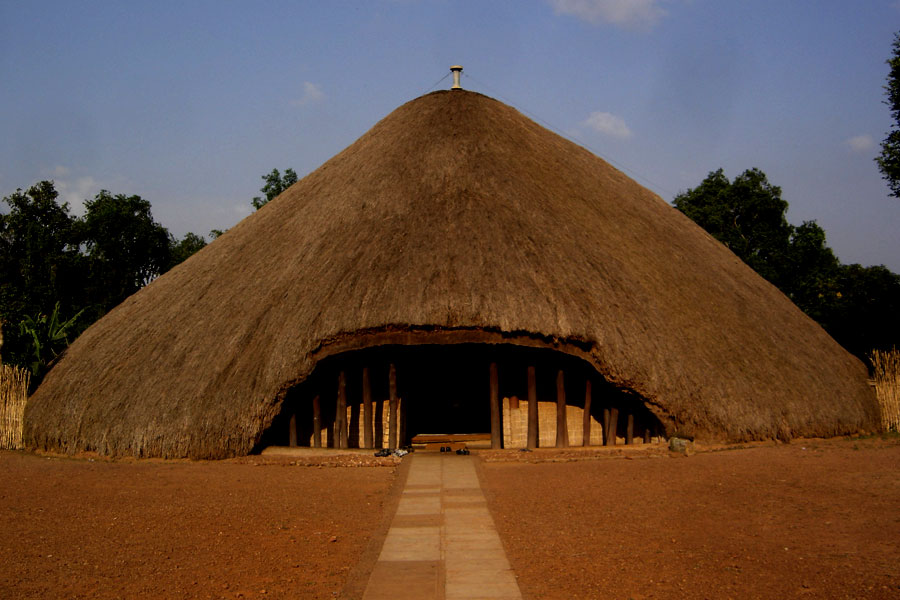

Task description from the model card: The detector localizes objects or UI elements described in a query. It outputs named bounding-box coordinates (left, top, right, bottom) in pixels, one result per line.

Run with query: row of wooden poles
left=289, top=362, right=649, bottom=450
left=501, top=363, right=651, bottom=448
left=289, top=364, right=400, bottom=450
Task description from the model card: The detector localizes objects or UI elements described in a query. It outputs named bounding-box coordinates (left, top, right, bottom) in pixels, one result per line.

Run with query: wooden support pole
left=388, top=363, right=398, bottom=450
left=399, top=396, right=407, bottom=448
left=527, top=366, right=538, bottom=449
left=582, top=379, right=592, bottom=446
left=289, top=413, right=298, bottom=447
left=336, top=371, right=348, bottom=449
left=602, top=408, right=610, bottom=447
left=626, top=413, right=634, bottom=445
left=606, top=407, right=618, bottom=446
left=490, top=362, right=501, bottom=449
left=362, top=367, right=373, bottom=449
left=374, top=397, right=384, bottom=449
left=312, top=395, right=322, bottom=448
left=556, top=369, right=569, bottom=448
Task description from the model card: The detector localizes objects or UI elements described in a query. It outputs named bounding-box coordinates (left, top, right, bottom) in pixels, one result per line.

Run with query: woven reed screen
left=871, top=349, right=899, bottom=432
left=307, top=398, right=401, bottom=448
left=502, top=397, right=604, bottom=447
left=1, top=364, right=30, bottom=450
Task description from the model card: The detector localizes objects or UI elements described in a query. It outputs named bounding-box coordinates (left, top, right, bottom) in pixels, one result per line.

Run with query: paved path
left=362, top=453, right=523, bottom=600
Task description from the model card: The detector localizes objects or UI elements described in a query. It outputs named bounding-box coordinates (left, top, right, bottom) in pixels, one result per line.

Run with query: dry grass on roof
left=25, top=90, right=878, bottom=459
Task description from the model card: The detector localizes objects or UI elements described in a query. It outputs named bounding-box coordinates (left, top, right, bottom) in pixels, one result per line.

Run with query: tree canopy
left=1, top=165, right=297, bottom=381
left=673, top=168, right=793, bottom=287
left=251, top=168, right=298, bottom=210
left=675, top=168, right=899, bottom=359
left=0, top=181, right=206, bottom=385
left=0, top=183, right=84, bottom=373
left=210, top=167, right=300, bottom=239
left=170, top=232, right=208, bottom=266
left=80, top=191, right=174, bottom=315
left=877, top=32, right=900, bottom=198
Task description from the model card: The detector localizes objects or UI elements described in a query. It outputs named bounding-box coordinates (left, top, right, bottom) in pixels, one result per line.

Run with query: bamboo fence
left=870, top=348, right=900, bottom=433
left=1, top=363, right=30, bottom=449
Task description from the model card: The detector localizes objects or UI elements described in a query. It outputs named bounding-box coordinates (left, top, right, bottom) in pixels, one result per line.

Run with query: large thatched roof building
left=25, top=87, right=877, bottom=458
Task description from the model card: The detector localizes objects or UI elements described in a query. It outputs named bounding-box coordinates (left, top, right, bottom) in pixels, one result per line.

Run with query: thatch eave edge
left=269, top=323, right=678, bottom=430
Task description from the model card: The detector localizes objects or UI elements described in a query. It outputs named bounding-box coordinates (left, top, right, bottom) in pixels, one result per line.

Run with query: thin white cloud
left=846, top=134, right=874, bottom=153
left=583, top=111, right=633, bottom=139
left=55, top=175, right=101, bottom=214
left=292, top=81, right=326, bottom=107
left=548, top=0, right=667, bottom=30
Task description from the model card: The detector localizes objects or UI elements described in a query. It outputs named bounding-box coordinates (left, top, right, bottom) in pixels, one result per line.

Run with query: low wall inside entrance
left=306, top=397, right=404, bottom=449
left=501, top=397, right=663, bottom=448
left=261, top=342, right=667, bottom=452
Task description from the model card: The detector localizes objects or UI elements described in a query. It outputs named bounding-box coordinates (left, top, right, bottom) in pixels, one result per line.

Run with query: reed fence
left=870, top=348, right=900, bottom=433
left=1, top=363, right=30, bottom=449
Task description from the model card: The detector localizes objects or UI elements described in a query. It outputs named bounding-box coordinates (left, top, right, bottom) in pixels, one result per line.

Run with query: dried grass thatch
left=24, top=90, right=877, bottom=458
left=870, top=348, right=900, bottom=432
left=1, top=364, right=30, bottom=450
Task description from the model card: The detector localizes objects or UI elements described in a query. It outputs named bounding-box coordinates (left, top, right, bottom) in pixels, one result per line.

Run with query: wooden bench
left=411, top=433, right=491, bottom=452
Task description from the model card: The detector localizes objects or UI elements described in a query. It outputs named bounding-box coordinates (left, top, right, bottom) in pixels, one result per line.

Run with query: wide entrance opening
left=402, top=345, right=492, bottom=436
left=255, top=343, right=665, bottom=451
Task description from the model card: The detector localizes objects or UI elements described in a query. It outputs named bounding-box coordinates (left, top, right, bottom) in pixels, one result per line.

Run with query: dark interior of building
left=254, top=343, right=664, bottom=450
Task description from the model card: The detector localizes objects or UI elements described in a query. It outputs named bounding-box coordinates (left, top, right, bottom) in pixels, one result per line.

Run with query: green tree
left=0, top=182, right=81, bottom=317
left=877, top=32, right=900, bottom=198
left=825, top=264, right=900, bottom=357
left=673, top=168, right=792, bottom=287
left=1, top=181, right=212, bottom=375
left=675, top=168, right=900, bottom=360
left=781, top=220, right=841, bottom=323
left=0, top=182, right=84, bottom=366
left=79, top=190, right=172, bottom=316
left=251, top=168, right=298, bottom=210
left=169, top=232, right=207, bottom=267
left=17, top=302, right=83, bottom=387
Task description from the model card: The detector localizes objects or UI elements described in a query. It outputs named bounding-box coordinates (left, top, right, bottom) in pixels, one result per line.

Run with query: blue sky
left=2, top=0, right=899, bottom=270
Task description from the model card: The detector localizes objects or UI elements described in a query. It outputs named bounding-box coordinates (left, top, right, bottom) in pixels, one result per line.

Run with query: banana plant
left=18, top=302, right=84, bottom=383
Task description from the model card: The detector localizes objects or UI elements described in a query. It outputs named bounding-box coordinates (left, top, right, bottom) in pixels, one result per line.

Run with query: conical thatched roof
left=25, top=90, right=877, bottom=458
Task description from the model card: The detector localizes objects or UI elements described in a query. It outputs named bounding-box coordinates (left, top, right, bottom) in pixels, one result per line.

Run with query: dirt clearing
left=481, top=437, right=900, bottom=599
left=0, top=452, right=397, bottom=599
left=2, top=438, right=898, bottom=599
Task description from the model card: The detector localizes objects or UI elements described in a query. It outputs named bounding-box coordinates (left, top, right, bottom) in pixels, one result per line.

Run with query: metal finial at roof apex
left=450, top=65, right=463, bottom=90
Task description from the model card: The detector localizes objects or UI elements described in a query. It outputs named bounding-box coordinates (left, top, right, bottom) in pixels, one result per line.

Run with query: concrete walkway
left=362, top=453, right=523, bottom=600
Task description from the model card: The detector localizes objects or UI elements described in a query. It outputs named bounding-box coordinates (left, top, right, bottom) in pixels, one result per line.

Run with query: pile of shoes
left=374, top=448, right=411, bottom=457
left=437, top=446, right=470, bottom=455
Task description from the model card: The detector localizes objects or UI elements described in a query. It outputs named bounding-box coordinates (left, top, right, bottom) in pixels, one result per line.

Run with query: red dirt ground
left=480, top=437, right=900, bottom=600
left=2, top=437, right=898, bottom=599
left=0, top=452, right=398, bottom=599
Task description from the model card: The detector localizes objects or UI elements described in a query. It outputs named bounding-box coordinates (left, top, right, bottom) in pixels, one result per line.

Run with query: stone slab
left=362, top=560, right=441, bottom=600
left=362, top=454, right=522, bottom=599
